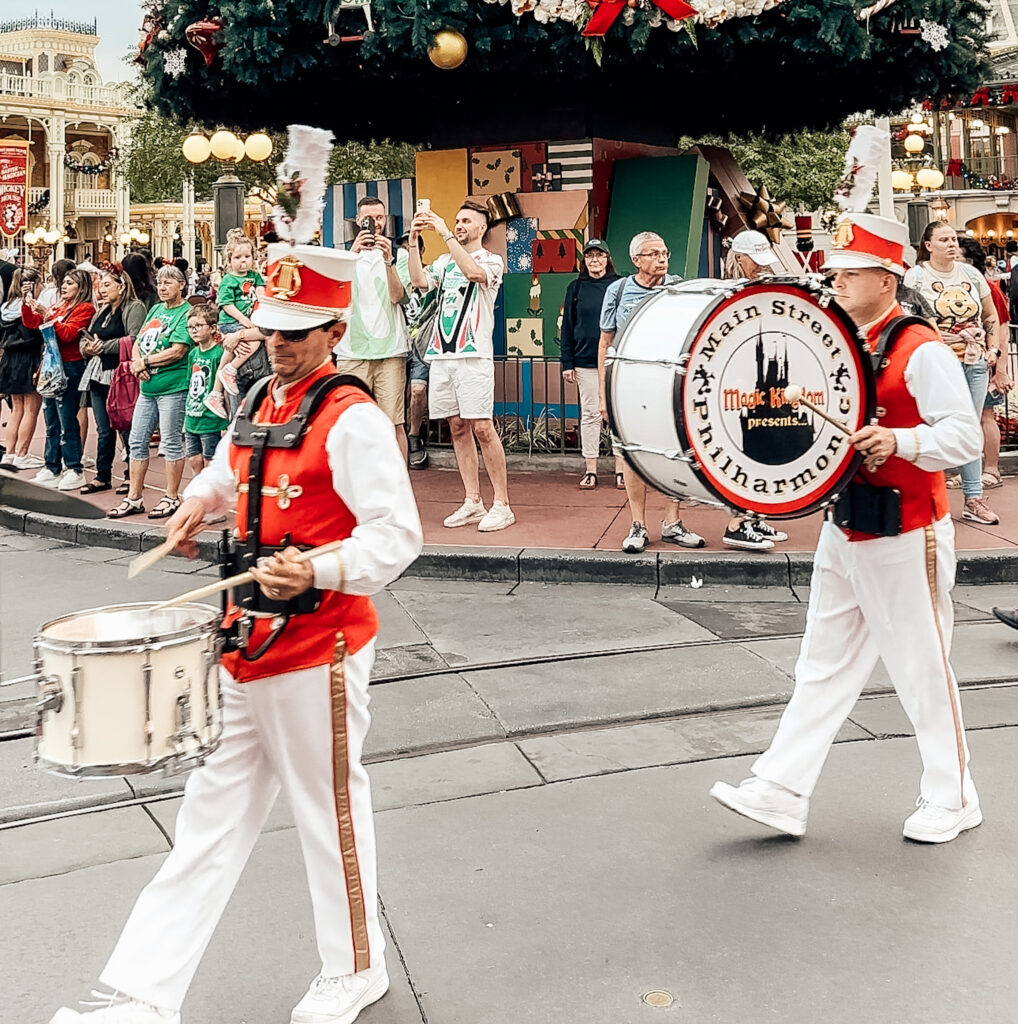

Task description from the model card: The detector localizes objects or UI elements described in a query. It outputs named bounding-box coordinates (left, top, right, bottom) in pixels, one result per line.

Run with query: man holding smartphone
left=334, top=195, right=410, bottom=460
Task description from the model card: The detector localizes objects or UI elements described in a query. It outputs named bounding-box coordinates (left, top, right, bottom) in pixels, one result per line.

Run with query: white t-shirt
left=423, top=248, right=504, bottom=361
left=903, top=261, right=989, bottom=335
left=333, top=249, right=409, bottom=361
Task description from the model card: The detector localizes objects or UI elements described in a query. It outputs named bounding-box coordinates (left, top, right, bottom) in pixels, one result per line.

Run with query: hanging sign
left=0, top=140, right=30, bottom=239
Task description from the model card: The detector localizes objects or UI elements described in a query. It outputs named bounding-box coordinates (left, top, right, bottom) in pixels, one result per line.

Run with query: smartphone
left=359, top=215, right=375, bottom=247
left=416, top=198, right=431, bottom=213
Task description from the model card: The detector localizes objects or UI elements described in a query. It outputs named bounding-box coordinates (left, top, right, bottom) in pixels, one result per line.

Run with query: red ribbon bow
left=582, top=0, right=697, bottom=37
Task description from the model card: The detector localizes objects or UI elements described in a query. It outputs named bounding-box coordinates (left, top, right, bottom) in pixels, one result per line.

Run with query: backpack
left=406, top=260, right=449, bottom=360
left=107, top=337, right=140, bottom=432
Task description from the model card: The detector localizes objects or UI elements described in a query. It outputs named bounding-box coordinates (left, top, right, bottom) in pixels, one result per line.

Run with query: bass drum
left=606, top=278, right=875, bottom=519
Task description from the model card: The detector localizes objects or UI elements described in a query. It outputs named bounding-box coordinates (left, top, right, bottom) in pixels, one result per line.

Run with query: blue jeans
left=43, top=359, right=85, bottom=475
left=128, top=392, right=187, bottom=462
left=958, top=359, right=989, bottom=499
left=183, top=430, right=222, bottom=460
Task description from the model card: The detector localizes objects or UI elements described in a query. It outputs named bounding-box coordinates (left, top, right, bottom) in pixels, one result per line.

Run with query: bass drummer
left=711, top=213, right=984, bottom=844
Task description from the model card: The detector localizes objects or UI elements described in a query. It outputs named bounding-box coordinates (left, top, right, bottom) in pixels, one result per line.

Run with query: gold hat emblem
left=267, top=255, right=303, bottom=301
left=833, top=219, right=854, bottom=250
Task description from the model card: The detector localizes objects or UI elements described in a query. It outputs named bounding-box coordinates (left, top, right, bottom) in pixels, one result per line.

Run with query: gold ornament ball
left=428, top=29, right=468, bottom=70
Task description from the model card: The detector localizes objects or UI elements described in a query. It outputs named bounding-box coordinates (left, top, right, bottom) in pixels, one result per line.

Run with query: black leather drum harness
left=220, top=373, right=371, bottom=660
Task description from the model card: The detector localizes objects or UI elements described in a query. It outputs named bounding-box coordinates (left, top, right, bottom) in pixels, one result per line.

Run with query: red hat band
left=261, top=254, right=351, bottom=312
left=832, top=220, right=902, bottom=270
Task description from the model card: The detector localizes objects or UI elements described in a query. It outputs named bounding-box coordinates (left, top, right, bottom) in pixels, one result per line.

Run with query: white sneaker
left=291, top=966, right=389, bottom=1024
left=56, top=469, right=87, bottom=491
left=49, top=991, right=180, bottom=1024
left=709, top=777, right=808, bottom=837
left=32, top=467, right=59, bottom=485
left=478, top=501, right=515, bottom=532
left=902, top=797, right=982, bottom=843
left=14, top=452, right=45, bottom=469
left=0, top=453, right=15, bottom=468
left=443, top=499, right=487, bottom=528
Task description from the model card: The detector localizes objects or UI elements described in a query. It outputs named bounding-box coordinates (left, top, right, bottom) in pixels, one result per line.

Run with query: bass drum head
left=677, top=281, right=874, bottom=519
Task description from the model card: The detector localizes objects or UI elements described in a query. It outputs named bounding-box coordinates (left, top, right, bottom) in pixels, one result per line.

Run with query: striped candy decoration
left=546, top=141, right=594, bottom=191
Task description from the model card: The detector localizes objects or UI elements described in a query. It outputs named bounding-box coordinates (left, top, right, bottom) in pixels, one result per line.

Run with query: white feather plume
left=833, top=124, right=887, bottom=214
left=272, top=125, right=335, bottom=245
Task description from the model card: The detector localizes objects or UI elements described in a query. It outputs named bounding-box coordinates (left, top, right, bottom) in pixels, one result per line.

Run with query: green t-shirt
left=184, top=343, right=229, bottom=434
left=136, top=302, right=193, bottom=396
left=217, top=270, right=265, bottom=324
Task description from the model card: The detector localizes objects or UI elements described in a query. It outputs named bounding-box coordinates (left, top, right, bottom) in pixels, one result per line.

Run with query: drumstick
left=127, top=536, right=178, bottom=579
left=783, top=385, right=852, bottom=436
left=152, top=539, right=346, bottom=610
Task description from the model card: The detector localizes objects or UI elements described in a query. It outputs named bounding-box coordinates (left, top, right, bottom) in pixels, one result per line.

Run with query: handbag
left=407, top=262, right=448, bottom=360
left=107, top=337, right=140, bottom=432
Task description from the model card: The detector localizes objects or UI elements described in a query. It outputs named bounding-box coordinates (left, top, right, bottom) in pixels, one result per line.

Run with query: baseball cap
left=583, top=239, right=610, bottom=255
left=730, top=230, right=780, bottom=267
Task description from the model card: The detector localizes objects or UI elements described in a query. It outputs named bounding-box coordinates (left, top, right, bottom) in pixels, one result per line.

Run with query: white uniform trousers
left=101, top=642, right=384, bottom=1011
left=753, top=516, right=976, bottom=811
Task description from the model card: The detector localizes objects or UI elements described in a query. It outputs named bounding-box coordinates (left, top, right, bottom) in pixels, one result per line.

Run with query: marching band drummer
left=48, top=241, right=423, bottom=1024
left=711, top=213, right=984, bottom=844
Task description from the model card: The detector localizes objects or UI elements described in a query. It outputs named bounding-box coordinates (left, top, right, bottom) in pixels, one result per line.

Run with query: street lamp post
left=22, top=227, right=62, bottom=268
left=892, top=122, right=946, bottom=247
left=119, top=227, right=151, bottom=253
left=182, top=130, right=273, bottom=265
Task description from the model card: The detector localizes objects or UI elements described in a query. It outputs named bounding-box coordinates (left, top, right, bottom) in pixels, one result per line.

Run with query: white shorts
left=427, top=357, right=494, bottom=420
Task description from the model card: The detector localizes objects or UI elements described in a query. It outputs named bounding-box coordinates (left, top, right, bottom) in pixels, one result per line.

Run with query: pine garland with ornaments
left=136, top=0, right=988, bottom=143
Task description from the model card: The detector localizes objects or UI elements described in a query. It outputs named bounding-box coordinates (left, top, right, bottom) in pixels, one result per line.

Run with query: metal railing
left=0, top=15, right=96, bottom=34
left=944, top=153, right=1018, bottom=185
left=0, top=73, right=126, bottom=107
left=67, top=188, right=116, bottom=213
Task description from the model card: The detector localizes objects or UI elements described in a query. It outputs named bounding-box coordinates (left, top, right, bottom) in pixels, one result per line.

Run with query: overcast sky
left=24, top=1, right=140, bottom=83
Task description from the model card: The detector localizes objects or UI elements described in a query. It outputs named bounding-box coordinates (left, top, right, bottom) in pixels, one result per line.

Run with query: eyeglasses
left=585, top=251, right=607, bottom=259
left=637, top=249, right=670, bottom=260
left=259, top=326, right=314, bottom=342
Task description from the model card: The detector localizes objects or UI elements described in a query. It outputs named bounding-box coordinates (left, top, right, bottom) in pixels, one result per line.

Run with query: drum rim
left=36, top=601, right=222, bottom=653
left=36, top=732, right=223, bottom=778
left=676, top=280, right=875, bottom=519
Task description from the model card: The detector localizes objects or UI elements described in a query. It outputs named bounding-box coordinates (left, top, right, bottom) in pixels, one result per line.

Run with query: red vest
left=221, top=363, right=379, bottom=682
left=842, top=304, right=949, bottom=542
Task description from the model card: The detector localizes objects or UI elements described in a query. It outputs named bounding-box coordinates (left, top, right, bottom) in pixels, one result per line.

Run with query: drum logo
left=681, top=286, right=865, bottom=514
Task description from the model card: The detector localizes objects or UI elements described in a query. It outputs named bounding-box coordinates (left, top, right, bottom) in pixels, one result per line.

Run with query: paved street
left=2, top=530, right=1018, bottom=1023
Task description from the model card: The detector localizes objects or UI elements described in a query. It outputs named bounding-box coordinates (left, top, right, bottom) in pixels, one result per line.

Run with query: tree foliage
left=135, top=0, right=988, bottom=143
left=124, top=111, right=418, bottom=203
left=681, top=130, right=851, bottom=211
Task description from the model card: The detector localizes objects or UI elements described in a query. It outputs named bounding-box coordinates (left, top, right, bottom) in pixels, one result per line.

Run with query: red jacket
left=22, top=300, right=95, bottom=363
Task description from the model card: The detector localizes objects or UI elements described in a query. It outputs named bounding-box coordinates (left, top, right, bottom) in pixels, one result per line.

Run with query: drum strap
left=870, top=316, right=930, bottom=376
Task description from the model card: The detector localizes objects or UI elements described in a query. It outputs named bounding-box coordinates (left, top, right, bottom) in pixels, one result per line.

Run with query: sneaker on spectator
left=56, top=469, right=86, bottom=491
left=0, top=453, right=15, bottom=468
left=204, top=391, right=229, bottom=419
left=621, top=522, right=649, bottom=553
left=14, top=453, right=45, bottom=469
left=752, top=520, right=788, bottom=542
left=220, top=364, right=240, bottom=396
left=32, top=467, right=59, bottom=486
left=723, top=521, right=775, bottom=551
left=291, top=965, right=389, bottom=1024
left=660, top=519, right=705, bottom=548
left=963, top=498, right=999, bottom=525
left=408, top=434, right=429, bottom=470
left=443, top=499, right=487, bottom=528
left=478, top=502, right=515, bottom=532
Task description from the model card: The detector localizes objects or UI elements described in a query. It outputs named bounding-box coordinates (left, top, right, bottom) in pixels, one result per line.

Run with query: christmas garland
left=64, top=149, right=118, bottom=175
left=27, top=189, right=50, bottom=215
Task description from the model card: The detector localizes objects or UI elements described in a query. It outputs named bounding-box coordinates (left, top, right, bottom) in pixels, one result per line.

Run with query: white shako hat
left=251, top=243, right=360, bottom=332
left=730, top=229, right=780, bottom=267
left=824, top=213, right=908, bottom=277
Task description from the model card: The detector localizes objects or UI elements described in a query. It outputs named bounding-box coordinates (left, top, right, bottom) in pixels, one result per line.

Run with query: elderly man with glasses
left=598, top=231, right=705, bottom=553
left=48, top=242, right=423, bottom=1024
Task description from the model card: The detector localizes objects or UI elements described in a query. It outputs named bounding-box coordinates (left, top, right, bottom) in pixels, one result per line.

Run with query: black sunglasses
left=258, top=319, right=337, bottom=343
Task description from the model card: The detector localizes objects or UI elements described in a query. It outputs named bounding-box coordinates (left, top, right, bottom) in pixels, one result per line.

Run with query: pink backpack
left=106, top=337, right=139, bottom=432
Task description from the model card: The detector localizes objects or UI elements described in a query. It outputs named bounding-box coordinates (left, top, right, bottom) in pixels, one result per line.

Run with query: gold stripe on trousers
left=329, top=633, right=371, bottom=973
left=922, top=525, right=968, bottom=808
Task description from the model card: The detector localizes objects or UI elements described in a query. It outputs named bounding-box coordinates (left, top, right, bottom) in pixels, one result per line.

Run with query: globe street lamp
left=182, top=129, right=273, bottom=260
left=23, top=227, right=62, bottom=267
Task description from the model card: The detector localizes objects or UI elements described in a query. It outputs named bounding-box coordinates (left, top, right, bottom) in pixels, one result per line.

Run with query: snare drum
left=34, top=602, right=223, bottom=777
left=606, top=278, right=875, bottom=518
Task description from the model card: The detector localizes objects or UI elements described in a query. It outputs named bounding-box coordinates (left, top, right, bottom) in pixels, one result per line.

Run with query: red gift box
left=531, top=237, right=577, bottom=273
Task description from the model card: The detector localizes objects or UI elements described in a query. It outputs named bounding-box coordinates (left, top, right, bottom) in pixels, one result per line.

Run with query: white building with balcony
left=0, top=13, right=134, bottom=264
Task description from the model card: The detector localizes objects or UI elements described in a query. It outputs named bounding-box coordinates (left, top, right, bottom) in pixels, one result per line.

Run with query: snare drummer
left=711, top=214, right=983, bottom=843
left=48, top=243, right=423, bottom=1024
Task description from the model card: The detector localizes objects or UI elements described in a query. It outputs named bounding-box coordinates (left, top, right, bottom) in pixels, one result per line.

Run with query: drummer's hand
left=164, top=498, right=209, bottom=559
left=250, top=546, right=313, bottom=602
left=850, top=424, right=897, bottom=469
